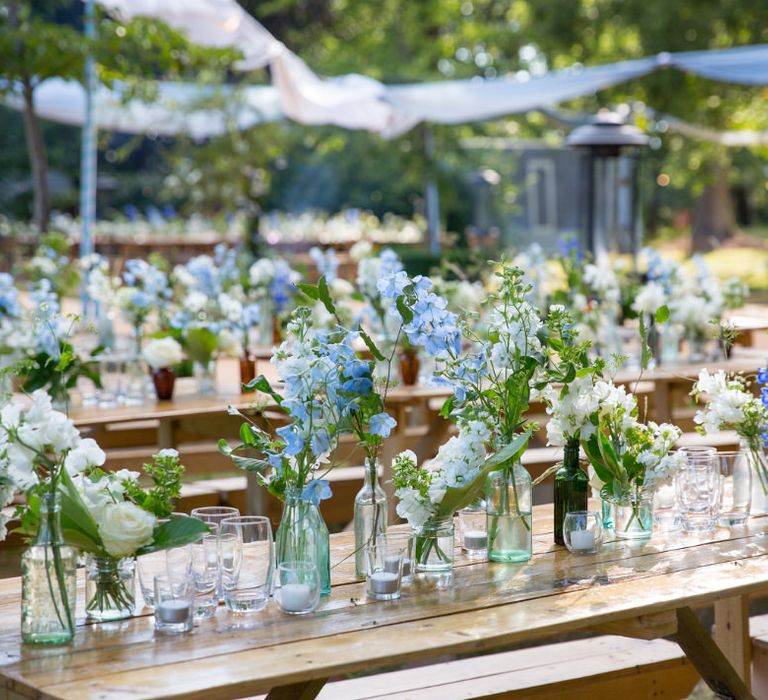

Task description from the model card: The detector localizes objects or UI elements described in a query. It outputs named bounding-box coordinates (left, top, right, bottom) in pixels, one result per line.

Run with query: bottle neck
left=35, top=490, right=64, bottom=547
left=364, top=456, right=380, bottom=487
left=563, top=439, right=580, bottom=472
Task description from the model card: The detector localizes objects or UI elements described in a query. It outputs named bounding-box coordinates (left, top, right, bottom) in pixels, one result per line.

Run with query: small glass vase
left=611, top=493, right=653, bottom=540
left=21, top=490, right=77, bottom=645
left=743, top=438, right=768, bottom=515
left=275, top=489, right=331, bottom=596
left=413, top=517, right=455, bottom=572
left=687, top=333, right=706, bottom=363
left=487, top=461, right=532, bottom=563
left=353, top=457, right=387, bottom=579
left=239, top=353, right=256, bottom=389
left=85, top=555, right=136, bottom=621
left=193, top=360, right=216, bottom=396
left=553, top=439, right=588, bottom=546
left=151, top=367, right=175, bottom=400
left=398, top=348, right=420, bottom=386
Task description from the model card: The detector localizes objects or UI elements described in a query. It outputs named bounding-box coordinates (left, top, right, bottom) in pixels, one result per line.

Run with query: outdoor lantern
left=566, top=112, right=649, bottom=258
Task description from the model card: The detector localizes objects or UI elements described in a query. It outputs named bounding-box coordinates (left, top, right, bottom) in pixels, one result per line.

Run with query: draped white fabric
left=2, top=78, right=282, bottom=138
left=94, top=0, right=280, bottom=70
left=664, top=44, right=768, bottom=85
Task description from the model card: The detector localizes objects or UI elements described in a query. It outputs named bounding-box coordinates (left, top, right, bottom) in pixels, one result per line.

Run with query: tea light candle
left=463, top=530, right=488, bottom=550
left=156, top=599, right=191, bottom=624
left=383, top=555, right=402, bottom=574
left=401, top=558, right=412, bottom=578
left=280, top=583, right=312, bottom=612
left=369, top=571, right=399, bottom=595
left=570, top=529, right=596, bottom=551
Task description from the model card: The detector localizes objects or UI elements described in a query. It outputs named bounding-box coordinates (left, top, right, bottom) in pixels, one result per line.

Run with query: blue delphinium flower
left=302, top=479, right=332, bottom=506
left=370, top=412, right=397, bottom=438
left=276, top=425, right=305, bottom=456
left=559, top=237, right=582, bottom=261
left=309, top=247, right=339, bottom=283
left=0, top=273, right=21, bottom=318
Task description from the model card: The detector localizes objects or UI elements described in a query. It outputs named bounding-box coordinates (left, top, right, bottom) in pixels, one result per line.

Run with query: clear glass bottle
left=742, top=438, right=768, bottom=516
left=21, top=490, right=76, bottom=645
left=353, top=457, right=387, bottom=579
left=276, top=488, right=331, bottom=596
left=553, top=439, right=588, bottom=546
left=487, top=461, right=532, bottom=563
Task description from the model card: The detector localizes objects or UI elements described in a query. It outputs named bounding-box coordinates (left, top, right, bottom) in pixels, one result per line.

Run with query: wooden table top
left=1, top=505, right=768, bottom=700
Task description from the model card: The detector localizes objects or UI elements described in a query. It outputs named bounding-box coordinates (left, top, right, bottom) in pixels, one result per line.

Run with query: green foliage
left=184, top=326, right=218, bottom=365
left=123, top=451, right=185, bottom=518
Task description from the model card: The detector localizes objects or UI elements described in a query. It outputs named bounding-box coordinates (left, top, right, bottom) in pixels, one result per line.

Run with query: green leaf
left=232, top=455, right=272, bottom=472
left=297, top=282, right=320, bottom=301
left=218, top=438, right=234, bottom=456
left=185, top=327, right=218, bottom=365
left=638, top=314, right=652, bottom=371
left=358, top=326, right=385, bottom=362
left=317, top=276, right=337, bottom=316
left=436, top=428, right=533, bottom=518
left=136, top=516, right=210, bottom=556
left=655, top=304, right=670, bottom=324
left=58, top=468, right=103, bottom=553
left=439, top=395, right=455, bottom=419
left=243, top=374, right=283, bottom=405
left=395, top=295, right=414, bottom=324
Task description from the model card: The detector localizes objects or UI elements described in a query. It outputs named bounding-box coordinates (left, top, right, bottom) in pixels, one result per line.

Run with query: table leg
left=714, top=596, right=751, bottom=689
left=265, top=678, right=328, bottom=700
left=674, top=606, right=754, bottom=700
left=157, top=418, right=178, bottom=449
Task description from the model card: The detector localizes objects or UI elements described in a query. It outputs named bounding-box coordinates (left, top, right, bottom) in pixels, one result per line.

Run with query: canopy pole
left=79, top=0, right=97, bottom=316
left=424, top=125, right=441, bottom=255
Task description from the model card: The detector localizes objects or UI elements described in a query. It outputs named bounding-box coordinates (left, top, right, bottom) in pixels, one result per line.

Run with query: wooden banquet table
left=0, top=505, right=766, bottom=700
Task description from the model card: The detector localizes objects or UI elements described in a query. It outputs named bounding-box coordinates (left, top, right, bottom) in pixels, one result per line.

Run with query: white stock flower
left=249, top=258, right=276, bottom=287
left=98, top=502, right=156, bottom=558
left=63, top=438, right=106, bottom=474
left=349, top=240, right=373, bottom=262
left=633, top=281, right=667, bottom=316
left=394, top=487, right=433, bottom=528
left=217, top=328, right=243, bottom=358
left=544, top=375, right=598, bottom=446
left=218, top=293, right=243, bottom=323
left=142, top=337, right=184, bottom=369
left=157, top=448, right=179, bottom=459
left=184, top=291, right=208, bottom=314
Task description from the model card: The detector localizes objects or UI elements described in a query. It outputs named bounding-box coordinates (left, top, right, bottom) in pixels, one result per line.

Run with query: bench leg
left=674, top=606, right=754, bottom=700
left=265, top=678, right=328, bottom=700
left=714, top=595, right=751, bottom=688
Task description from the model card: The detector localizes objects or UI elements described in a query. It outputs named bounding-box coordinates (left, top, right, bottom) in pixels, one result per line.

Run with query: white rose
left=142, top=337, right=184, bottom=369
left=64, top=438, right=106, bottom=474
left=98, top=502, right=156, bottom=558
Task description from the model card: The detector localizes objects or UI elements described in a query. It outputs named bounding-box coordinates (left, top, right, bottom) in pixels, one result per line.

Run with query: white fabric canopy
left=664, top=44, right=768, bottom=85
left=2, top=78, right=282, bottom=138
left=95, top=0, right=279, bottom=71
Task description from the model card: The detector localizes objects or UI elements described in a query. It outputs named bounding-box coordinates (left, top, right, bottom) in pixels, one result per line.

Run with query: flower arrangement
left=692, top=368, right=768, bottom=494
left=117, top=259, right=173, bottom=349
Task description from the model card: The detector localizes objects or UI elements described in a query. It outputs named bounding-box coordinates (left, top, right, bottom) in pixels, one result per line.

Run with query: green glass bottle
left=554, top=438, right=588, bottom=546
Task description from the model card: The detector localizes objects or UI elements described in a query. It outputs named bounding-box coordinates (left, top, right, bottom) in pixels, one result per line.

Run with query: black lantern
left=566, top=112, right=649, bottom=258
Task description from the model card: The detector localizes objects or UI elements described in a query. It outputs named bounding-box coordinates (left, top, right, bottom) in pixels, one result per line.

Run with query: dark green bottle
left=554, top=438, right=588, bottom=546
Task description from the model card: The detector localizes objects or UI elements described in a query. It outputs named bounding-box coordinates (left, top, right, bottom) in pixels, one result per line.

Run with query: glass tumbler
left=676, top=456, right=722, bottom=534
left=191, top=506, right=240, bottom=599
left=190, top=534, right=219, bottom=620
left=154, top=575, right=195, bottom=634
left=219, top=516, right=273, bottom=613
left=718, top=451, right=752, bottom=526
left=366, top=537, right=405, bottom=601
left=275, top=561, right=321, bottom=615
left=563, top=511, right=602, bottom=554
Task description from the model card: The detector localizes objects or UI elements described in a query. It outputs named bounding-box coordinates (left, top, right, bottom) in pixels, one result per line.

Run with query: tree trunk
left=691, top=162, right=735, bottom=253
left=20, top=77, right=50, bottom=235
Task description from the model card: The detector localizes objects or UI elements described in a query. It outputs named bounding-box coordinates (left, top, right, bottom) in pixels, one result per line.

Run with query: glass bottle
left=553, top=439, right=588, bottom=546
left=276, top=488, right=331, bottom=596
left=353, top=457, right=387, bottom=579
left=21, top=489, right=77, bottom=645
left=486, top=461, right=532, bottom=563
left=742, top=438, right=768, bottom=516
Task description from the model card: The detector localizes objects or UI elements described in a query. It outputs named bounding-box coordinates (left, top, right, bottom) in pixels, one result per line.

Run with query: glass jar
left=193, top=360, right=216, bottom=396
left=413, top=517, right=455, bottom=572
left=398, top=348, right=420, bottom=386
left=486, top=461, right=532, bottom=563
left=21, top=490, right=76, bottom=645
left=611, top=492, right=653, bottom=540
left=275, top=488, right=331, bottom=596
left=85, top=555, right=136, bottom=621
left=353, top=457, right=387, bottom=579
left=553, top=439, right=588, bottom=546
left=742, top=438, right=768, bottom=516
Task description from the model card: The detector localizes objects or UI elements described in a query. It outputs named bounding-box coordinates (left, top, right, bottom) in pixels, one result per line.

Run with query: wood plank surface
left=0, top=501, right=767, bottom=700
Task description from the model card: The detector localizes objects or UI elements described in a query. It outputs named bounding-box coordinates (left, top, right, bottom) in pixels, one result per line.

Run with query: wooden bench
left=248, top=634, right=698, bottom=700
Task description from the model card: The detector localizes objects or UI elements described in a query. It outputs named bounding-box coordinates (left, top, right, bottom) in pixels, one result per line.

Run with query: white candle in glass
left=156, top=599, right=191, bottom=623
left=369, top=571, right=399, bottom=595
left=383, top=555, right=402, bottom=574
left=570, top=529, right=596, bottom=551
left=463, top=530, right=488, bottom=550
left=280, top=583, right=312, bottom=612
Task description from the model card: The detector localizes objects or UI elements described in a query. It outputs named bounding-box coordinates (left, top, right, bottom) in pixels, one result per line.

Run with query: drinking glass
left=97, top=354, right=125, bottom=407
left=458, top=504, right=487, bottom=559
left=366, top=537, right=405, bottom=601
left=676, top=455, right=722, bottom=534
left=563, top=511, right=602, bottom=554
left=219, top=516, right=273, bottom=613
left=154, top=575, right=195, bottom=634
left=275, top=561, right=320, bottom=615
left=191, top=507, right=240, bottom=599
left=383, top=531, right=415, bottom=584
left=718, top=451, right=752, bottom=526
left=653, top=482, right=680, bottom=533
left=137, top=518, right=192, bottom=608
left=190, top=534, right=219, bottom=620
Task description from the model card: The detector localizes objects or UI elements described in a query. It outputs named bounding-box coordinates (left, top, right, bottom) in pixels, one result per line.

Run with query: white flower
left=142, top=337, right=184, bottom=369
left=63, top=438, right=106, bottom=474
left=349, top=240, right=373, bottom=262
left=98, top=502, right=156, bottom=558
left=218, top=293, right=243, bottom=323
left=394, top=487, right=433, bottom=528
left=157, top=448, right=179, bottom=459
left=633, top=281, right=667, bottom=316
left=330, top=278, right=354, bottom=298
left=249, top=258, right=275, bottom=287
left=184, top=291, right=208, bottom=314
left=217, top=328, right=243, bottom=358
left=544, top=375, right=599, bottom=446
